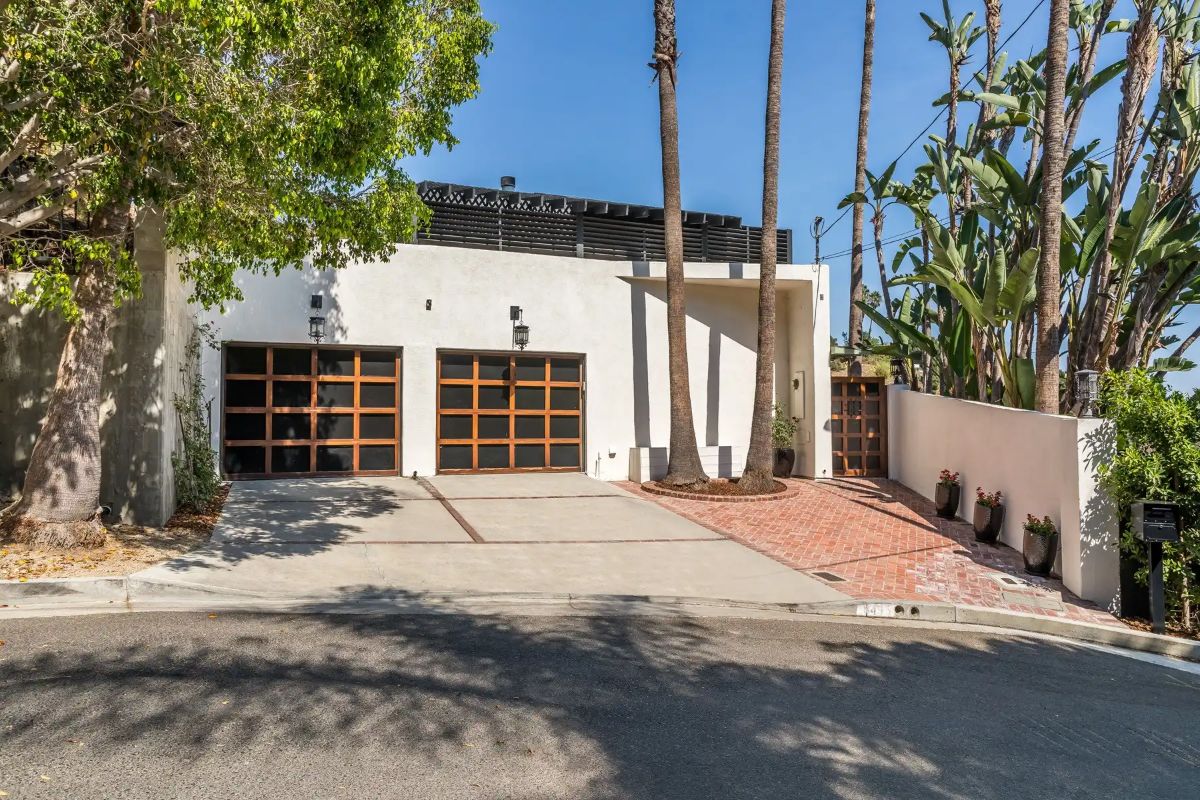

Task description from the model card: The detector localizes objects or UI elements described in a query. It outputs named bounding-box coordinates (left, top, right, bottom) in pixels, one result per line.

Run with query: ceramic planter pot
left=1023, top=530, right=1058, bottom=576
left=773, top=447, right=796, bottom=478
left=934, top=483, right=960, bottom=519
left=973, top=503, right=1004, bottom=544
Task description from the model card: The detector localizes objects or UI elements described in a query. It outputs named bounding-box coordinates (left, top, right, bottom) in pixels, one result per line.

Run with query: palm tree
left=1034, top=0, right=1070, bottom=413
left=741, top=0, right=788, bottom=493
left=651, top=0, right=708, bottom=487
left=847, top=0, right=875, bottom=376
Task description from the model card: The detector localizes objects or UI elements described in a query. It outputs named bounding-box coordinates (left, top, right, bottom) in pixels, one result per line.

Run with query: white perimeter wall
left=887, top=386, right=1119, bottom=607
left=199, top=245, right=831, bottom=482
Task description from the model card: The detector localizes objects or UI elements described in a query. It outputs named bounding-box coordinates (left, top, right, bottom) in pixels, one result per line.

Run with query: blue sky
left=403, top=0, right=1197, bottom=392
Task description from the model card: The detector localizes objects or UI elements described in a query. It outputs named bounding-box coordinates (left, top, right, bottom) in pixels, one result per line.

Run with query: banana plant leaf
left=1012, top=357, right=1035, bottom=409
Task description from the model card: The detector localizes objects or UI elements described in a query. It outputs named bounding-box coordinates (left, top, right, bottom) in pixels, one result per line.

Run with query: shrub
left=1098, top=369, right=1200, bottom=632
left=771, top=403, right=800, bottom=449
left=172, top=325, right=221, bottom=513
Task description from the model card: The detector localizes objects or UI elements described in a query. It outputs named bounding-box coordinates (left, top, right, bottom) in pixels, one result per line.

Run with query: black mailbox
left=1131, top=501, right=1181, bottom=543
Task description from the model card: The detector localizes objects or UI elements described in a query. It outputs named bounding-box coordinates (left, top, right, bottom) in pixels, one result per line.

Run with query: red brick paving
left=620, top=477, right=1123, bottom=627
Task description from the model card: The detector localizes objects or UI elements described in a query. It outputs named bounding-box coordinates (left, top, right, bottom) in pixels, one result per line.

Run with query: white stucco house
left=198, top=180, right=834, bottom=482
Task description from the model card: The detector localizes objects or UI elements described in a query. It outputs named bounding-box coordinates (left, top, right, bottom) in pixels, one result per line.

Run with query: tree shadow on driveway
left=152, top=480, right=413, bottom=572
left=1, top=595, right=1198, bottom=798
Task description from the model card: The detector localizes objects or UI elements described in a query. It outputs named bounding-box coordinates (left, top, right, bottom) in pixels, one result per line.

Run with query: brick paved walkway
left=620, top=477, right=1123, bottom=627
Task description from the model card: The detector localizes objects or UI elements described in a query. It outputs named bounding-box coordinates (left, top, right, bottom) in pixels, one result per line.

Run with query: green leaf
left=946, top=311, right=974, bottom=378
left=1012, top=357, right=1036, bottom=409
left=971, top=91, right=1022, bottom=111
left=1148, top=356, right=1197, bottom=373
left=838, top=191, right=869, bottom=209
left=998, top=248, right=1039, bottom=315
left=985, top=149, right=1030, bottom=206
left=981, top=247, right=1006, bottom=321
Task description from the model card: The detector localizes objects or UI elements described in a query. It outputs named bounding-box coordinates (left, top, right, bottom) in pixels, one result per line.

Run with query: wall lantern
left=890, top=357, right=907, bottom=385
left=308, top=315, right=326, bottom=342
left=1074, top=369, right=1099, bottom=417
left=510, top=305, right=530, bottom=351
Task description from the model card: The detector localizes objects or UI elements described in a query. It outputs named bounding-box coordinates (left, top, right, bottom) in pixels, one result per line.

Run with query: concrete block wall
left=0, top=213, right=196, bottom=526
left=886, top=385, right=1120, bottom=608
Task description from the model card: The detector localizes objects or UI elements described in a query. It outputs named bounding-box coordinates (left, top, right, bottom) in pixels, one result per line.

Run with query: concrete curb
left=2, top=577, right=1197, bottom=662
left=0, top=576, right=128, bottom=605
left=802, top=598, right=1200, bottom=662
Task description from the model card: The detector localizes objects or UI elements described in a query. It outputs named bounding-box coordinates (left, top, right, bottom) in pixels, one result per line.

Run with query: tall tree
left=847, top=0, right=875, bottom=376
left=741, top=0, right=787, bottom=494
left=0, top=0, right=492, bottom=546
left=922, top=0, right=982, bottom=238
left=1078, top=0, right=1161, bottom=372
left=651, top=0, right=708, bottom=487
left=1034, top=0, right=1070, bottom=412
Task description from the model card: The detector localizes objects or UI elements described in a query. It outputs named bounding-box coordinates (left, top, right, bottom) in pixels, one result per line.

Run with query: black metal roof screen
left=413, top=182, right=792, bottom=264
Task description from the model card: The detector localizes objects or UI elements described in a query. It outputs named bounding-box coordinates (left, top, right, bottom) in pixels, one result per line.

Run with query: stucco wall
left=199, top=245, right=830, bottom=482
left=0, top=213, right=196, bottom=526
left=886, top=385, right=1120, bottom=607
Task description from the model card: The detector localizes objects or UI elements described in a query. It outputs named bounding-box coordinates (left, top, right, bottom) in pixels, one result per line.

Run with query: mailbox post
left=1131, top=501, right=1181, bottom=634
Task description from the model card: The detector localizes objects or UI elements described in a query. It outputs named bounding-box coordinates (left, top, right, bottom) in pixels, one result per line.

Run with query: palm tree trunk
left=1, top=200, right=129, bottom=547
left=847, top=0, right=874, bottom=376
left=651, top=0, right=708, bottom=487
left=1034, top=0, right=1070, bottom=414
left=741, top=0, right=787, bottom=493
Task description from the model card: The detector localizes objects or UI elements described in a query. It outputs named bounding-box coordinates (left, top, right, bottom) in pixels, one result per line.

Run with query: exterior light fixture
left=1074, top=369, right=1099, bottom=417
left=890, top=357, right=907, bottom=385
left=308, top=315, right=326, bottom=342
left=510, top=305, right=529, bottom=351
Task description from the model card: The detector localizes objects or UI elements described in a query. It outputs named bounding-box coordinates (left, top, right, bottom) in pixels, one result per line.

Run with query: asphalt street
left=1, top=611, right=1198, bottom=799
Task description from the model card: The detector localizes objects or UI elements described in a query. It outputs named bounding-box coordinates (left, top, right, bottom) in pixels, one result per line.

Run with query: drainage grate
left=812, top=571, right=847, bottom=583
left=990, top=574, right=1027, bottom=587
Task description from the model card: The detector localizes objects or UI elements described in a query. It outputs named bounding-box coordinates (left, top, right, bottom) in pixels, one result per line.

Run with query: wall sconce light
left=308, top=315, right=326, bottom=342
left=511, top=305, right=530, bottom=351
left=1074, top=369, right=1099, bottom=417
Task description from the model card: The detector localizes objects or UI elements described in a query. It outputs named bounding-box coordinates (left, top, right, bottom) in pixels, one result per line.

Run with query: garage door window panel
left=222, top=345, right=400, bottom=478
left=436, top=351, right=582, bottom=473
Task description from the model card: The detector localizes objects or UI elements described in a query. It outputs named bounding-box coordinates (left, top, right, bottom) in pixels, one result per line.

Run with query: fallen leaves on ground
left=0, top=485, right=228, bottom=581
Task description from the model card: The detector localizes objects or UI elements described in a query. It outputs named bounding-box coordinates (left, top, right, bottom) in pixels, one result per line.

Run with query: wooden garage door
left=436, top=351, right=584, bottom=473
left=831, top=376, right=886, bottom=477
left=221, top=344, right=401, bottom=478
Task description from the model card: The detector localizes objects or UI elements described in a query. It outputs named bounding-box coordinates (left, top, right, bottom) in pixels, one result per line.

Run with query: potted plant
left=1022, top=515, right=1058, bottom=576
left=934, top=469, right=960, bottom=518
left=973, top=488, right=1004, bottom=544
left=771, top=403, right=800, bottom=478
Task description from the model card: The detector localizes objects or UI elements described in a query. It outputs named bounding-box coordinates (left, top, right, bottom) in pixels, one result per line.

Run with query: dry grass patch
left=0, top=484, right=228, bottom=582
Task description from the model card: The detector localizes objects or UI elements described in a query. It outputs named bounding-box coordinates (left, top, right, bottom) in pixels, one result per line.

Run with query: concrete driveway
left=135, top=473, right=845, bottom=606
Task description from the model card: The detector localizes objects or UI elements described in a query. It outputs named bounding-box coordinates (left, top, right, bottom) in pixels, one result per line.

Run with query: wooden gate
left=831, top=376, right=887, bottom=477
